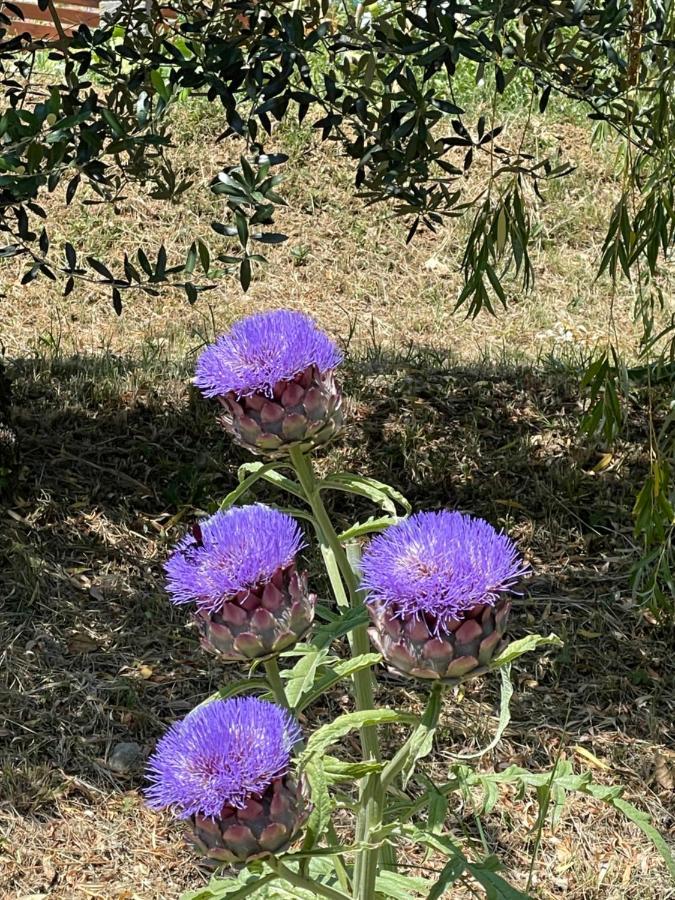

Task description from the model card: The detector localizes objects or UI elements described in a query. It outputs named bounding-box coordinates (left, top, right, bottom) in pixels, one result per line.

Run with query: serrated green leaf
left=490, top=634, right=562, bottom=668
left=375, top=870, right=433, bottom=899
left=302, top=756, right=333, bottom=848
left=180, top=871, right=277, bottom=900
left=282, top=647, right=329, bottom=709
left=296, top=653, right=381, bottom=712
left=237, top=462, right=307, bottom=503
left=311, top=602, right=369, bottom=649
left=450, top=664, right=513, bottom=761
left=322, top=755, right=384, bottom=783
left=302, top=709, right=416, bottom=763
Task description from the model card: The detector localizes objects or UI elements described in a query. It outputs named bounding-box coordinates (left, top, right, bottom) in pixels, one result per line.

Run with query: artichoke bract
left=195, top=309, right=344, bottom=455
left=360, top=511, right=529, bottom=684
left=195, top=563, right=315, bottom=660
left=188, top=774, right=310, bottom=864
left=164, top=505, right=315, bottom=661
left=145, top=698, right=309, bottom=865
left=367, top=595, right=511, bottom=682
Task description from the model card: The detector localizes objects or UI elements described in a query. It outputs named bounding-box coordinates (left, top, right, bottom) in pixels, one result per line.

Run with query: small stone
left=107, top=742, right=145, bottom=774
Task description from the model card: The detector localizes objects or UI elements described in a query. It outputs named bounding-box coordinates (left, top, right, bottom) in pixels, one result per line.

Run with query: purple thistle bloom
left=361, top=511, right=529, bottom=633
left=164, top=505, right=304, bottom=614
left=145, top=697, right=302, bottom=819
left=195, top=309, right=343, bottom=399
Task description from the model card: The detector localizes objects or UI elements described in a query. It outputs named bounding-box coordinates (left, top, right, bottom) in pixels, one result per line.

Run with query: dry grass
left=1, top=96, right=674, bottom=900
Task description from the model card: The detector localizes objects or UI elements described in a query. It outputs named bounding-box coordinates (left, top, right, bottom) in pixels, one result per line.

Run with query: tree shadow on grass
left=0, top=349, right=672, bottom=834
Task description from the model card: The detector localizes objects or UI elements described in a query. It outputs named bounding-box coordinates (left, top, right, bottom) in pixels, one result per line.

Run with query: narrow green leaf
left=220, top=462, right=281, bottom=509
left=450, top=665, right=513, bottom=760
left=319, top=474, right=411, bottom=515
left=490, top=634, right=562, bottom=668
left=338, top=515, right=399, bottom=541
left=583, top=788, right=675, bottom=881
left=181, top=871, right=278, bottom=900
left=311, top=603, right=369, bottom=649
left=322, top=756, right=384, bottom=783
left=296, top=653, right=382, bottom=712
left=302, top=756, right=333, bottom=848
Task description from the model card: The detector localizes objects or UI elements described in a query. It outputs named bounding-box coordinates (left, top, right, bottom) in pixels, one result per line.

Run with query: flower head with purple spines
left=164, top=505, right=304, bottom=614
left=195, top=309, right=343, bottom=399
left=145, top=697, right=301, bottom=819
left=360, top=511, right=529, bottom=633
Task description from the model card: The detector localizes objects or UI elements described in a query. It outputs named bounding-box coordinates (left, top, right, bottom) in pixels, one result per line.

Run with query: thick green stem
left=288, top=447, right=386, bottom=898
left=264, top=657, right=289, bottom=709
left=271, top=860, right=352, bottom=900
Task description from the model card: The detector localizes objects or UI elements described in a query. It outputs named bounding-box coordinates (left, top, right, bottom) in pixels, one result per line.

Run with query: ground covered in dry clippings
left=1, top=96, right=674, bottom=900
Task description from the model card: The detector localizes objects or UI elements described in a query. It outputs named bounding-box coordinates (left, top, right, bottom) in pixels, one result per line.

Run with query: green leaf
left=424, top=776, right=449, bottom=835
left=237, top=462, right=307, bottom=503
left=302, top=756, right=333, bottom=848
left=181, top=871, right=278, bottom=900
left=302, top=709, right=417, bottom=762
left=338, top=515, right=399, bottom=541
left=282, top=647, right=329, bottom=709
left=318, top=474, right=411, bottom=515
left=375, top=870, right=433, bottom=899
left=220, top=462, right=281, bottom=509
left=240, top=256, right=252, bottom=291
left=296, top=653, right=382, bottom=712
left=407, top=829, right=530, bottom=899
left=310, top=602, right=369, bottom=649
left=583, top=787, right=675, bottom=881
left=427, top=856, right=466, bottom=899
left=322, top=756, right=384, bottom=783
left=397, top=685, right=443, bottom=788
left=101, top=107, right=125, bottom=137
left=489, top=634, right=562, bottom=668
left=150, top=69, right=170, bottom=102
left=450, top=664, right=513, bottom=760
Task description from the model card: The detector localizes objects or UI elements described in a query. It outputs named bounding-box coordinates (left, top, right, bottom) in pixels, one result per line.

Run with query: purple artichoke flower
left=361, top=511, right=530, bottom=682
left=165, top=505, right=316, bottom=660
left=194, top=310, right=344, bottom=455
left=146, top=698, right=309, bottom=863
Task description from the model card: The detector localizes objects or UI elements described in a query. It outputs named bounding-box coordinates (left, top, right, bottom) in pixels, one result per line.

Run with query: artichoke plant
left=195, top=309, right=344, bottom=455
left=146, top=697, right=309, bottom=865
left=361, top=511, right=529, bottom=683
left=164, top=505, right=315, bottom=661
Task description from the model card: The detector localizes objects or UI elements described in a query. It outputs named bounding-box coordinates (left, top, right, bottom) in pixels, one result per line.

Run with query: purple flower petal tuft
left=195, top=309, right=343, bottom=398
left=145, top=697, right=301, bottom=819
left=360, top=511, right=530, bottom=632
left=164, top=505, right=304, bottom=614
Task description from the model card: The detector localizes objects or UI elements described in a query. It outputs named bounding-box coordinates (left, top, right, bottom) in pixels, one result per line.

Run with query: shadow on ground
left=1, top=348, right=673, bottom=897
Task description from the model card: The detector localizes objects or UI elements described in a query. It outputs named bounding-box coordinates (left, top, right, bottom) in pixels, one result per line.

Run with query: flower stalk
left=288, top=446, right=386, bottom=898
